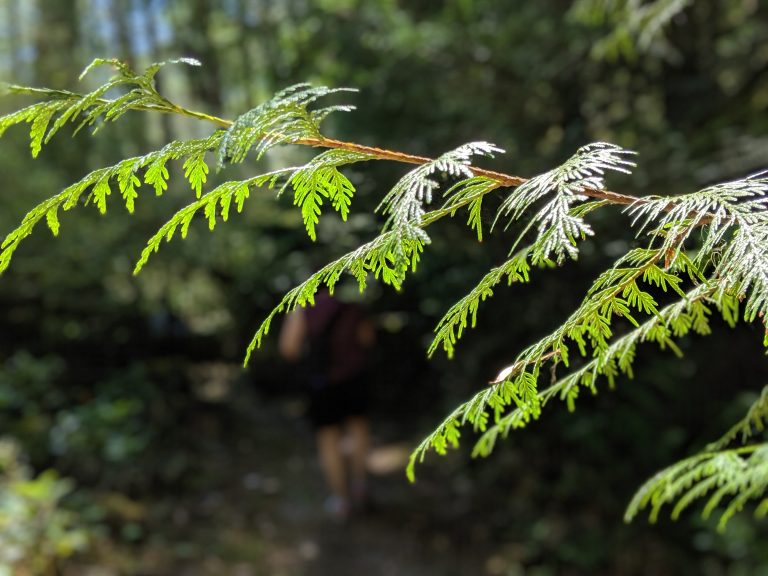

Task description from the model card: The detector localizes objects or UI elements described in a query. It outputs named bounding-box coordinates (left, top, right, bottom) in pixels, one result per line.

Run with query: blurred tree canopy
left=2, top=0, right=768, bottom=574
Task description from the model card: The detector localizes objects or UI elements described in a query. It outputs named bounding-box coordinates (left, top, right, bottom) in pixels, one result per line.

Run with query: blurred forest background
left=1, top=1, right=768, bottom=575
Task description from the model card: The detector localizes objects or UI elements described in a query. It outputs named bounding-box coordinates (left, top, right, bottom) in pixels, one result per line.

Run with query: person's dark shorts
left=307, top=374, right=369, bottom=429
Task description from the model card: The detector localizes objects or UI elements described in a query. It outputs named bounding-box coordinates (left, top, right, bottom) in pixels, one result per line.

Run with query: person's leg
left=316, top=425, right=348, bottom=515
left=346, top=416, right=370, bottom=505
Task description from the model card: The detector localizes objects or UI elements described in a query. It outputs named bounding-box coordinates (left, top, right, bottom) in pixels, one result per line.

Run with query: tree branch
left=168, top=102, right=644, bottom=208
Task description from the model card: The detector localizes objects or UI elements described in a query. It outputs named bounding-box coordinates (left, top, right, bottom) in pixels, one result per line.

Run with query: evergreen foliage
left=2, top=58, right=768, bottom=531
left=217, top=83, right=356, bottom=166
left=572, top=0, right=694, bottom=60
left=285, top=149, right=374, bottom=240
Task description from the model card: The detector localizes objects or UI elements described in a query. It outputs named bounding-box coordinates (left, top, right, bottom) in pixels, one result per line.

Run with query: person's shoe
left=323, top=495, right=350, bottom=521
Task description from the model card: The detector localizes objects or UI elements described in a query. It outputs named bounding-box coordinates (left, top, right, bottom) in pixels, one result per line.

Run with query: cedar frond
left=1, top=57, right=203, bottom=157
left=0, top=134, right=222, bottom=274
left=625, top=443, right=768, bottom=532
left=133, top=168, right=292, bottom=274
left=217, top=84, right=356, bottom=166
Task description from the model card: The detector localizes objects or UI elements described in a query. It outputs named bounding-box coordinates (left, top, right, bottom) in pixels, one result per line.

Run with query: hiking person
left=279, top=290, right=375, bottom=518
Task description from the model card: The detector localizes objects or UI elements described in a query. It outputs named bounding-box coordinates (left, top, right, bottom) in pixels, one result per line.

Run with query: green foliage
left=0, top=133, right=222, bottom=274
left=243, top=228, right=426, bottom=365
left=427, top=142, right=633, bottom=360
left=625, top=443, right=768, bottom=533
left=442, top=176, right=499, bottom=241
left=3, top=57, right=768, bottom=532
left=628, top=172, right=768, bottom=321
left=285, top=149, right=374, bottom=240
left=243, top=142, right=505, bottom=361
left=429, top=247, right=532, bottom=359
left=571, top=0, right=694, bottom=60
left=217, top=83, right=356, bottom=166
left=0, top=440, right=90, bottom=575
left=494, top=142, right=634, bottom=263
left=378, top=141, right=503, bottom=244
left=1, top=57, right=203, bottom=158
left=408, top=164, right=768, bottom=531
left=0, top=349, right=208, bottom=501
left=183, top=153, right=210, bottom=198
left=714, top=387, right=768, bottom=449
left=134, top=168, right=290, bottom=273
left=625, top=385, right=768, bottom=531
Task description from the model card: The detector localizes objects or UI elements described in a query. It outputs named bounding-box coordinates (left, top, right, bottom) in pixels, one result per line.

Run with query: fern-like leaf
left=183, top=153, right=210, bottom=199
left=711, top=387, right=768, bottom=450
left=625, top=443, right=768, bottom=532
left=244, top=229, right=425, bottom=365
left=429, top=247, right=532, bottom=358
left=441, top=176, right=501, bottom=241
left=133, top=168, right=291, bottom=274
left=410, top=256, right=714, bottom=478
left=1, top=57, right=202, bottom=155
left=496, top=142, right=635, bottom=263
left=217, top=84, right=356, bottom=166
left=379, top=142, right=503, bottom=237
left=284, top=149, right=373, bottom=240
left=0, top=134, right=222, bottom=275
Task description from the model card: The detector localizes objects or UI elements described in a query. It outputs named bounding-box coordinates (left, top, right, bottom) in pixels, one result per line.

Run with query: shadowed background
left=1, top=1, right=768, bottom=574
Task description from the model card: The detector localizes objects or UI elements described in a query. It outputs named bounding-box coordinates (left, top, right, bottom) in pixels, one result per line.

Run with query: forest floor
left=69, top=389, right=500, bottom=576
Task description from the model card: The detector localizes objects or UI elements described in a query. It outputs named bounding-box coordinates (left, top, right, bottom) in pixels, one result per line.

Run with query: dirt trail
left=76, top=393, right=493, bottom=576
left=219, top=398, right=489, bottom=576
